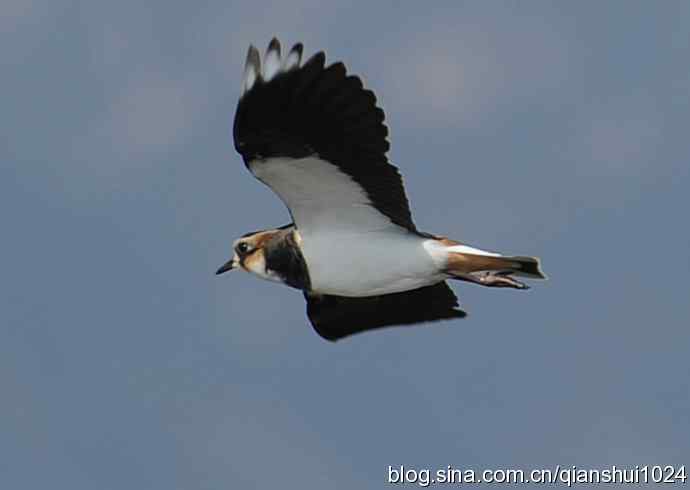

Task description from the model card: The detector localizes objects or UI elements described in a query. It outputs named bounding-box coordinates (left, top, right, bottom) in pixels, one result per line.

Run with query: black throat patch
left=264, top=230, right=311, bottom=291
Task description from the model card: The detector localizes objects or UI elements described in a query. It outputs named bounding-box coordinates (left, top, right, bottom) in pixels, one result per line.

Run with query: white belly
left=299, top=228, right=444, bottom=297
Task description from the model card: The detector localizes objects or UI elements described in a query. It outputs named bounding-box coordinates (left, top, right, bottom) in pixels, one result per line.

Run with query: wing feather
left=233, top=39, right=417, bottom=233
left=304, top=282, right=467, bottom=341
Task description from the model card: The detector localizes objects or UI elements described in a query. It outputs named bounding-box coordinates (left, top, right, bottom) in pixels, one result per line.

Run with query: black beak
left=215, top=258, right=236, bottom=275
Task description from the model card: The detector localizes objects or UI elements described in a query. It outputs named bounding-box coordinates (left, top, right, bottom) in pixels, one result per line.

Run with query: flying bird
left=217, top=39, right=546, bottom=341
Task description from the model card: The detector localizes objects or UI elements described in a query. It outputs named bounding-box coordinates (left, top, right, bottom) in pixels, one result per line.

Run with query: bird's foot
left=474, top=271, right=530, bottom=290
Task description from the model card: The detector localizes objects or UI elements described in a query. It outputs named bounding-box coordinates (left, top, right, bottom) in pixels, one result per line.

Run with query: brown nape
left=244, top=229, right=280, bottom=249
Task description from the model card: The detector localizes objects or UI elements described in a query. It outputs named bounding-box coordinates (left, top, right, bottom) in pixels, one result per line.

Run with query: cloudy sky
left=2, top=1, right=689, bottom=488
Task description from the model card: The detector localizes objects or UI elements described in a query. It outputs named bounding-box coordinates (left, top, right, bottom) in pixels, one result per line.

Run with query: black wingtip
left=454, top=308, right=468, bottom=318
left=304, top=50, right=326, bottom=70
left=267, top=37, right=281, bottom=56
left=245, top=44, right=260, bottom=66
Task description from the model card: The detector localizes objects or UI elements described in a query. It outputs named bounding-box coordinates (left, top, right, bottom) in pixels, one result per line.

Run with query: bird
left=216, top=38, right=546, bottom=341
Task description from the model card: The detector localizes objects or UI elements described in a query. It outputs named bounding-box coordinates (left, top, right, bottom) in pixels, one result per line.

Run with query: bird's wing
left=304, top=282, right=467, bottom=341
left=233, top=38, right=418, bottom=235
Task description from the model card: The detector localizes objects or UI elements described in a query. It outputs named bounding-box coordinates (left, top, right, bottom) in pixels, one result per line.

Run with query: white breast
left=299, top=228, right=445, bottom=297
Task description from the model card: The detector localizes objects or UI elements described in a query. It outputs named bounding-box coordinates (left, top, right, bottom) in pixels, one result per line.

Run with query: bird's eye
left=236, top=242, right=251, bottom=255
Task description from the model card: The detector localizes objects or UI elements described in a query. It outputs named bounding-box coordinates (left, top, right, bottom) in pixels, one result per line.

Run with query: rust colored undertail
left=446, top=253, right=546, bottom=279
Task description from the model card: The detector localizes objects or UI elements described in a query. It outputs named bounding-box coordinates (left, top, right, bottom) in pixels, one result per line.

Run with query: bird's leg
left=452, top=271, right=530, bottom=290
left=477, top=271, right=529, bottom=289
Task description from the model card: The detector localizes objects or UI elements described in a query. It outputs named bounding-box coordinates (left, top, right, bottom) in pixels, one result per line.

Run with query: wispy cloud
left=69, top=69, right=209, bottom=187
left=0, top=0, right=59, bottom=63
left=576, top=98, right=663, bottom=178
left=1, top=0, right=40, bottom=33
left=378, top=17, right=574, bottom=126
left=105, top=71, right=207, bottom=156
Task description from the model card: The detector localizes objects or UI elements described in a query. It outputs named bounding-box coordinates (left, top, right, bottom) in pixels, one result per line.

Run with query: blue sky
left=2, top=1, right=689, bottom=488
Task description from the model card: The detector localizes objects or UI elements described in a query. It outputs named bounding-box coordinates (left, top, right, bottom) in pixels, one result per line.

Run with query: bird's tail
left=444, top=247, right=547, bottom=279
left=498, top=255, right=546, bottom=279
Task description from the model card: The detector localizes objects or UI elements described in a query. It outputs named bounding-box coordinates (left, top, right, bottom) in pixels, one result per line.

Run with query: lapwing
left=216, top=39, right=546, bottom=341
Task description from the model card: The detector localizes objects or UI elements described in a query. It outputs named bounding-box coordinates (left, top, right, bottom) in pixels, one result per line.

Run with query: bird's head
left=215, top=229, right=279, bottom=280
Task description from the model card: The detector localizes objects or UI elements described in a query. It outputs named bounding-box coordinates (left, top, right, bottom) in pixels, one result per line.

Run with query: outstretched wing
left=233, top=38, right=418, bottom=234
left=304, top=282, right=467, bottom=341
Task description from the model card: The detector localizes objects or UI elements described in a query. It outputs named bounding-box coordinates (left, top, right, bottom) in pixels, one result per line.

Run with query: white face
left=232, top=238, right=256, bottom=261
left=232, top=233, right=283, bottom=284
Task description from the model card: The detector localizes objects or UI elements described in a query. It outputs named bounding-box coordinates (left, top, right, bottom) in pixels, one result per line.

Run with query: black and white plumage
left=233, top=39, right=413, bottom=233
left=217, top=39, right=546, bottom=342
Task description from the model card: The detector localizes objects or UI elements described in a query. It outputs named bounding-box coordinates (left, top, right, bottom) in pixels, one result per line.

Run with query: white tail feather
left=242, top=45, right=261, bottom=93
left=446, top=244, right=501, bottom=257
left=282, top=43, right=303, bottom=71
left=263, top=39, right=281, bottom=81
left=241, top=39, right=303, bottom=95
